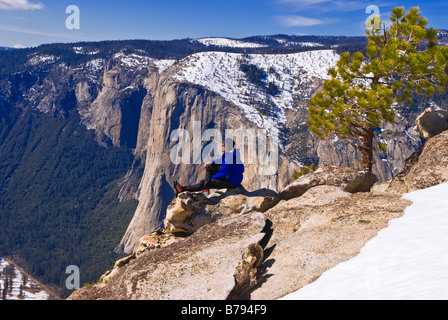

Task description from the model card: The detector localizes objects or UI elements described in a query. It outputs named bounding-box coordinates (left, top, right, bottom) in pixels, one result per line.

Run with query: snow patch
left=0, top=258, right=49, bottom=300
left=73, top=46, right=83, bottom=54
left=85, top=58, right=106, bottom=73
left=174, top=50, right=339, bottom=140
left=194, top=38, right=268, bottom=48
left=119, top=86, right=134, bottom=93
left=275, top=39, right=324, bottom=47
left=27, top=54, right=57, bottom=66
left=73, top=47, right=100, bottom=55
left=153, top=59, right=176, bottom=73
left=289, top=42, right=324, bottom=48
left=113, top=51, right=176, bottom=73
left=281, top=182, right=448, bottom=300
left=114, top=52, right=151, bottom=69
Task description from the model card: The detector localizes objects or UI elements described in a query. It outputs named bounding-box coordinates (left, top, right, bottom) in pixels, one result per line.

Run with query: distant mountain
left=0, top=35, right=368, bottom=76
left=438, top=29, right=448, bottom=46
left=0, top=47, right=14, bottom=51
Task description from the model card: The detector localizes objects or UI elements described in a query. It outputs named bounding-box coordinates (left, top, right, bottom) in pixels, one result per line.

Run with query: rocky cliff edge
left=68, top=130, right=448, bottom=300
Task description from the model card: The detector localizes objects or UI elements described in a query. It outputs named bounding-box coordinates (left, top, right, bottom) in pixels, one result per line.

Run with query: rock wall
left=313, top=116, right=423, bottom=183
left=76, top=59, right=154, bottom=149
left=388, top=130, right=448, bottom=193
left=117, top=70, right=297, bottom=253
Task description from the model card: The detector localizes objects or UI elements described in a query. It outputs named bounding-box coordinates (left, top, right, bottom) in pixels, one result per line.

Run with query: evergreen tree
left=307, top=7, right=448, bottom=171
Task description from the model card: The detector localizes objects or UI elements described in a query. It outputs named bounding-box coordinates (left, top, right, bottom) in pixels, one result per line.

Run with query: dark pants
left=182, top=163, right=236, bottom=192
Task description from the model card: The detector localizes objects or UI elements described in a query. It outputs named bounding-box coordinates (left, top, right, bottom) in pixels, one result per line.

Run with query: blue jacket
left=211, top=149, right=245, bottom=187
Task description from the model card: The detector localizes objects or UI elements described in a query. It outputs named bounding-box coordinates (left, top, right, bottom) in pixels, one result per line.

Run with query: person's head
left=222, top=138, right=235, bottom=152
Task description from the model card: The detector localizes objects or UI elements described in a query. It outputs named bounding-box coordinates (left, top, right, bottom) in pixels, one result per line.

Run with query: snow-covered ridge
left=113, top=51, right=176, bottom=72
left=73, top=52, right=176, bottom=75
left=23, top=47, right=339, bottom=143
left=174, top=50, right=339, bottom=140
left=287, top=42, right=324, bottom=47
left=275, top=39, right=324, bottom=47
left=114, top=52, right=151, bottom=69
left=153, top=59, right=177, bottom=73
left=194, top=37, right=268, bottom=48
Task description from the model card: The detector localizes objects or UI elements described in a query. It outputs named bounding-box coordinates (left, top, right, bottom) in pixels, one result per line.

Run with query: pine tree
left=307, top=7, right=448, bottom=172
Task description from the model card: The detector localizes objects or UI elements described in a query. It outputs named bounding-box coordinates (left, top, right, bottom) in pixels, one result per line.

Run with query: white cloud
left=277, top=0, right=397, bottom=12
left=0, top=0, right=44, bottom=10
left=0, top=23, right=80, bottom=39
left=277, top=15, right=325, bottom=27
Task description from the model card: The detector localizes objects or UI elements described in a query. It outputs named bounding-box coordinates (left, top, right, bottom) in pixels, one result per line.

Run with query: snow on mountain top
left=153, top=59, right=177, bottom=73
left=292, top=42, right=324, bottom=47
left=112, top=51, right=176, bottom=72
left=72, top=47, right=99, bottom=55
left=275, top=39, right=324, bottom=47
left=27, top=54, right=57, bottom=66
left=114, top=52, right=151, bottom=69
left=194, top=38, right=268, bottom=48
left=282, top=182, right=448, bottom=300
left=174, top=50, right=339, bottom=140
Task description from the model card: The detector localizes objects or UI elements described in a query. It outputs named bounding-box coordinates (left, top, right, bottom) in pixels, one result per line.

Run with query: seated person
left=173, top=138, right=244, bottom=195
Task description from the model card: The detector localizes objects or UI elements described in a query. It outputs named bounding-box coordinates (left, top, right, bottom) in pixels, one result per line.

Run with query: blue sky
left=0, top=0, right=447, bottom=48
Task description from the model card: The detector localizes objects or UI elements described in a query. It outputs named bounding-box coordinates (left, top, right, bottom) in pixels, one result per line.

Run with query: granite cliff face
left=387, top=130, right=448, bottom=194
left=116, top=69, right=298, bottom=253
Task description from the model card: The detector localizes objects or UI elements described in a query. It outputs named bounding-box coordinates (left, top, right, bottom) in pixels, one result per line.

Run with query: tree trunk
left=359, top=125, right=375, bottom=172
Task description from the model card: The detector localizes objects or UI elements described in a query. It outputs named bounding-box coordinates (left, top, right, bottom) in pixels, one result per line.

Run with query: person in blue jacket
left=173, top=138, right=244, bottom=195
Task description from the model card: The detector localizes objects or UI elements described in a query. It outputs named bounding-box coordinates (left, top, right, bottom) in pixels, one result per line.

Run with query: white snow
left=27, top=54, right=57, bottom=66
left=119, top=86, right=134, bottom=92
left=174, top=50, right=339, bottom=141
left=153, top=59, right=176, bottom=73
left=0, top=258, right=49, bottom=300
left=73, top=46, right=83, bottom=54
left=274, top=39, right=323, bottom=47
left=281, top=182, right=448, bottom=300
left=287, top=42, right=324, bottom=48
left=194, top=38, right=268, bottom=48
left=113, top=51, right=176, bottom=73
left=114, top=52, right=152, bottom=69
left=85, top=58, right=105, bottom=73
left=73, top=47, right=100, bottom=55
